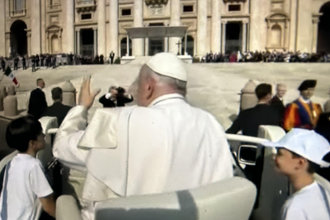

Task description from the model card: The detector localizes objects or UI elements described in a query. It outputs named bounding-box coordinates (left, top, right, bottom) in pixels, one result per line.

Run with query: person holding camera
left=99, top=86, right=133, bottom=108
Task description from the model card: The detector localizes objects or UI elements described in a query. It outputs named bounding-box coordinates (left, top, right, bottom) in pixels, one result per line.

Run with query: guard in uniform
left=283, top=80, right=323, bottom=131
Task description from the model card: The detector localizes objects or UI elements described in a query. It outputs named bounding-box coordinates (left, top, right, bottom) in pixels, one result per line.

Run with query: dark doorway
left=317, top=2, right=330, bottom=53
left=10, top=20, right=27, bottom=57
left=225, top=22, right=242, bottom=53
left=181, top=35, right=194, bottom=56
left=120, top=38, right=132, bottom=57
left=149, top=38, right=164, bottom=56
left=80, top=29, right=94, bottom=56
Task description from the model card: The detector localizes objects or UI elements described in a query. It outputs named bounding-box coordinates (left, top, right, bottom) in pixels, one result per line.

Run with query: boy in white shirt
left=0, top=116, right=56, bottom=219
left=263, top=128, right=330, bottom=220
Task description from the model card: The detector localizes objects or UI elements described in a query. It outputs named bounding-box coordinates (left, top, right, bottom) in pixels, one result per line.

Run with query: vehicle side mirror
left=238, top=145, right=258, bottom=166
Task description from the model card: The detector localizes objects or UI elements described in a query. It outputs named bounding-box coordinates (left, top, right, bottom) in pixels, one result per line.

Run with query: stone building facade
left=1, top=0, right=330, bottom=58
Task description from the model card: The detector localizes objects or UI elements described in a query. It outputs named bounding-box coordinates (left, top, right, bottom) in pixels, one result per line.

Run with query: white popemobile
left=1, top=118, right=329, bottom=220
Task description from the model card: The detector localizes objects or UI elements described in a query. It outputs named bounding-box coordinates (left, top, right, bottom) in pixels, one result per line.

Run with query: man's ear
left=145, top=76, right=154, bottom=100
left=296, top=157, right=308, bottom=170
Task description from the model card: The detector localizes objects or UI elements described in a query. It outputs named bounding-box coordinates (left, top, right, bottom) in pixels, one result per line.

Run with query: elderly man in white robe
left=53, top=53, right=233, bottom=219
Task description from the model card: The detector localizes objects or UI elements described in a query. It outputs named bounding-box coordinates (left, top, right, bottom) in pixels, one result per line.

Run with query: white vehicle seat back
left=258, top=125, right=286, bottom=156
left=94, top=177, right=256, bottom=220
left=38, top=117, right=58, bottom=168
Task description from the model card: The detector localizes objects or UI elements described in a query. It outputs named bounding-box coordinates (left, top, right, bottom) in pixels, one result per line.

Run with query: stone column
left=289, top=0, right=298, bottom=52
left=296, top=0, right=312, bottom=52
left=66, top=0, right=75, bottom=53
left=249, top=0, right=269, bottom=51
left=109, top=0, right=119, bottom=58
left=94, top=29, right=98, bottom=56
left=27, top=31, right=32, bottom=56
left=169, top=0, right=181, bottom=54
left=144, top=38, right=149, bottom=56
left=5, top=33, right=10, bottom=57
left=77, top=29, right=81, bottom=54
left=41, top=0, right=46, bottom=53
left=211, top=0, right=221, bottom=53
left=164, top=37, right=168, bottom=52
left=197, top=0, right=207, bottom=57
left=31, top=0, right=41, bottom=55
left=242, top=21, right=247, bottom=52
left=312, top=14, right=321, bottom=53
left=221, top=21, right=227, bottom=54
left=184, top=34, right=188, bottom=55
left=127, top=35, right=130, bottom=56
left=133, top=0, right=144, bottom=56
left=98, top=0, right=106, bottom=56
left=0, top=0, right=5, bottom=56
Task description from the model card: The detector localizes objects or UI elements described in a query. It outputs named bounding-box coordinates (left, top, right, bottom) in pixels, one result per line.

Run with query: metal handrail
left=226, top=134, right=268, bottom=145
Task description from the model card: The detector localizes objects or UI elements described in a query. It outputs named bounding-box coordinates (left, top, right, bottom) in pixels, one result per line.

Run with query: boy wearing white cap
left=263, top=129, right=330, bottom=220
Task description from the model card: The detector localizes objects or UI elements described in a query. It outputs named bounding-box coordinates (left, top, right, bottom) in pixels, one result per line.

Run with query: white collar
left=276, top=95, right=283, bottom=101
left=299, top=96, right=311, bottom=104
left=148, top=93, right=185, bottom=107
left=37, top=86, right=43, bottom=90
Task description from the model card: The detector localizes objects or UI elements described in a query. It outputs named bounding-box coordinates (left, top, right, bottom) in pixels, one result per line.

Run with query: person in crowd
left=31, top=55, right=36, bottom=72
left=52, top=55, right=57, bottom=69
left=13, top=55, right=19, bottom=70
left=226, top=83, right=281, bottom=137
left=46, top=55, right=51, bottom=68
left=69, top=52, right=74, bottom=65
left=263, top=129, right=330, bottom=220
left=53, top=53, right=234, bottom=219
left=35, top=54, right=40, bottom=67
left=0, top=116, right=56, bottom=219
left=94, top=55, right=99, bottom=64
left=28, top=78, right=48, bottom=120
left=283, top=80, right=323, bottom=131
left=42, top=87, right=72, bottom=126
left=270, top=84, right=287, bottom=119
left=99, top=86, right=133, bottom=108
left=110, top=51, right=115, bottom=64
left=1, top=57, right=6, bottom=72
left=99, top=54, right=104, bottom=64
left=22, top=55, right=27, bottom=70
left=40, top=54, right=44, bottom=67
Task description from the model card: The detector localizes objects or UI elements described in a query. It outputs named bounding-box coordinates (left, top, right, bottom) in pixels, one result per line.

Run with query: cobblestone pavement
left=1, top=63, right=329, bottom=129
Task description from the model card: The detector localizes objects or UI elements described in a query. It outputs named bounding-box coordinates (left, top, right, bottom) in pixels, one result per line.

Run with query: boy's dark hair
left=51, top=87, right=63, bottom=101
left=290, top=151, right=320, bottom=174
left=6, top=116, right=43, bottom=152
left=255, top=83, right=272, bottom=100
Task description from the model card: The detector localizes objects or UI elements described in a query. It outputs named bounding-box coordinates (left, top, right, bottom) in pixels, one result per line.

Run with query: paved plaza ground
left=1, top=63, right=330, bottom=130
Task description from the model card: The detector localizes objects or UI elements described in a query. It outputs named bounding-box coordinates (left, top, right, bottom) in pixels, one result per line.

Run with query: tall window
left=14, top=0, right=24, bottom=11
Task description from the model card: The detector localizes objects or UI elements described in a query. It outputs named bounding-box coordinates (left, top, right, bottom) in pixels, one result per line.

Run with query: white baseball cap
left=263, top=128, right=330, bottom=168
left=145, top=53, right=187, bottom=82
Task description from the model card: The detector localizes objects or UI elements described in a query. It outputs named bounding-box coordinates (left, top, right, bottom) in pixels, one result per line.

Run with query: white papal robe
left=53, top=94, right=233, bottom=217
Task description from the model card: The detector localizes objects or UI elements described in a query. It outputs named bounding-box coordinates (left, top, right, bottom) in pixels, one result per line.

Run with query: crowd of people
left=0, top=53, right=330, bottom=220
left=202, top=50, right=330, bottom=63
left=0, top=51, right=117, bottom=73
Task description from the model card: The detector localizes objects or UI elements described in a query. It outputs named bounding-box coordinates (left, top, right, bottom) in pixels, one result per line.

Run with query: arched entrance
left=181, top=35, right=194, bottom=56
left=10, top=20, right=27, bottom=56
left=120, top=38, right=132, bottom=57
left=317, top=2, right=330, bottom=53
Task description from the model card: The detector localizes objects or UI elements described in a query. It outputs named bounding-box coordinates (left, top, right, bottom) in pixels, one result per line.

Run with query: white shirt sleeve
left=53, top=106, right=90, bottom=170
left=30, top=163, right=53, bottom=198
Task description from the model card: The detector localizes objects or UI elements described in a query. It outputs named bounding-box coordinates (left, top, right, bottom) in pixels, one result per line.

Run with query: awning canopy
left=125, top=26, right=189, bottom=38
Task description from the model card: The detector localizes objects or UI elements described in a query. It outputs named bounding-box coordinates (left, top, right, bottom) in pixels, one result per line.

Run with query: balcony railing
left=77, top=0, right=95, bottom=5
left=48, top=4, right=61, bottom=10
left=145, top=0, right=168, bottom=6
left=76, top=0, right=96, bottom=12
